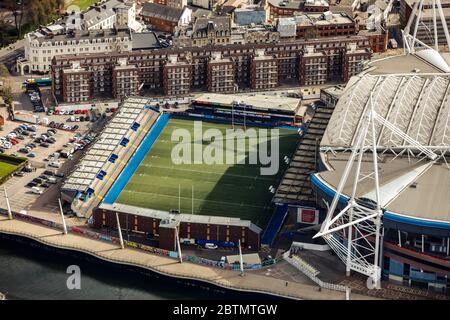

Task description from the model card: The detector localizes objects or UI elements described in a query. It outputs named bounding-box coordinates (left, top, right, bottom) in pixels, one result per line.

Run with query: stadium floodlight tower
left=402, top=0, right=450, bottom=54
left=314, top=94, right=438, bottom=289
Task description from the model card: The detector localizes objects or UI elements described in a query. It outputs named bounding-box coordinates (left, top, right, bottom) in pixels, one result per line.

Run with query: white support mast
left=238, top=239, right=244, bottom=276
left=314, top=94, right=437, bottom=288
left=115, top=212, right=125, bottom=249
left=58, top=198, right=68, bottom=235
left=403, top=0, right=450, bottom=54
left=4, top=187, right=12, bottom=220
left=175, top=225, right=183, bottom=263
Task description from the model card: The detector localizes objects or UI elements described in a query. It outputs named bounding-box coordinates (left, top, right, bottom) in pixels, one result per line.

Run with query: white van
left=204, top=243, right=218, bottom=250
left=48, top=161, right=61, bottom=168
left=31, top=187, right=43, bottom=195
left=48, top=177, right=57, bottom=184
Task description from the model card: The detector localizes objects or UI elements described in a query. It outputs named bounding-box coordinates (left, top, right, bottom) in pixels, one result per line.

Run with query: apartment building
left=163, top=55, right=192, bottom=96
left=342, top=44, right=371, bottom=82
left=207, top=52, right=236, bottom=93
left=61, top=62, right=92, bottom=103
left=112, top=59, right=140, bottom=100
left=299, top=46, right=328, bottom=85
left=266, top=0, right=329, bottom=21
left=18, top=28, right=132, bottom=75
left=52, top=35, right=372, bottom=101
left=250, top=50, right=278, bottom=90
left=295, top=12, right=357, bottom=39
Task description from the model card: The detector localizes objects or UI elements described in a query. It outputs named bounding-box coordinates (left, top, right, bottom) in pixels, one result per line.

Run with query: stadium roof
left=316, top=73, right=450, bottom=231
left=62, top=98, right=150, bottom=193
left=100, top=202, right=263, bottom=233
left=192, top=93, right=303, bottom=114
left=322, top=73, right=450, bottom=149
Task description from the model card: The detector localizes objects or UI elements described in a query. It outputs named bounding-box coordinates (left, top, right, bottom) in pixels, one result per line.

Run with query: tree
left=4, top=0, right=27, bottom=39
left=1, top=86, right=13, bottom=107
left=0, top=64, right=10, bottom=77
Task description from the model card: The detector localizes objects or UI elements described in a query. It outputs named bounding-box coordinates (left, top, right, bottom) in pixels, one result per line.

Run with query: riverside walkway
left=0, top=217, right=375, bottom=300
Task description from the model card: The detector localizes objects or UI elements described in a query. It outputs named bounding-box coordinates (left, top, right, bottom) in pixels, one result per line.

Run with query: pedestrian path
left=0, top=217, right=375, bottom=300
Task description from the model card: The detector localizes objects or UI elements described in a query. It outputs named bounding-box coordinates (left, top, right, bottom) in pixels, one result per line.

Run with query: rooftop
left=322, top=73, right=450, bottom=148
left=294, top=12, right=354, bottom=27
left=62, top=98, right=150, bottom=193
left=131, top=32, right=161, bottom=50
left=29, top=28, right=132, bottom=44
left=316, top=154, right=450, bottom=226
left=141, top=2, right=186, bottom=22
left=193, top=16, right=231, bottom=33
left=99, top=202, right=263, bottom=233
left=192, top=92, right=303, bottom=113
left=83, top=0, right=133, bottom=29
left=268, top=0, right=329, bottom=9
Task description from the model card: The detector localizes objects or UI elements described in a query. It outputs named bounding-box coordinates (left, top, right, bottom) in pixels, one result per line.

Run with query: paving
left=0, top=217, right=376, bottom=300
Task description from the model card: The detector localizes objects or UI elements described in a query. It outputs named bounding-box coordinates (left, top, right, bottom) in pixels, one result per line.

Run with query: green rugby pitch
left=116, top=119, right=299, bottom=229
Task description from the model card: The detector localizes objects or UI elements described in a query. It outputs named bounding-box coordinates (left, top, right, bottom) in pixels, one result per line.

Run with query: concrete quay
left=0, top=217, right=376, bottom=300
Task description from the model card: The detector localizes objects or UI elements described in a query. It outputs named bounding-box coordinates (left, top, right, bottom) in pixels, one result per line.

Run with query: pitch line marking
left=119, top=190, right=268, bottom=210
left=139, top=163, right=274, bottom=181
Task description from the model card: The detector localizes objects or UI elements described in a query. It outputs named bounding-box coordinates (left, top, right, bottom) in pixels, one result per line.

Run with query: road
left=0, top=39, right=25, bottom=71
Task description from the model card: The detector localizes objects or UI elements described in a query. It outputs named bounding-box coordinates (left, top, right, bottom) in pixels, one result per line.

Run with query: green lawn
left=0, top=161, right=20, bottom=179
left=69, top=0, right=99, bottom=10
left=116, top=119, right=299, bottom=229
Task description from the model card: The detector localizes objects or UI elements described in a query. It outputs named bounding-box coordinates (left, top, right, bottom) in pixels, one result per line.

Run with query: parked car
left=31, top=187, right=43, bottom=195
left=40, top=142, right=49, bottom=148
left=48, top=161, right=61, bottom=168
left=32, top=178, right=43, bottom=184
left=204, top=243, right=218, bottom=250
left=14, top=171, right=24, bottom=177
left=26, top=181, right=38, bottom=188
left=44, top=170, right=55, bottom=176
left=54, top=172, right=64, bottom=178
left=41, top=183, right=50, bottom=188
left=27, top=152, right=36, bottom=158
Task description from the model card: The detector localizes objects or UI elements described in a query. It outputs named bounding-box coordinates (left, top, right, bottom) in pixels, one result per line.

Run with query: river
left=0, top=234, right=228, bottom=300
